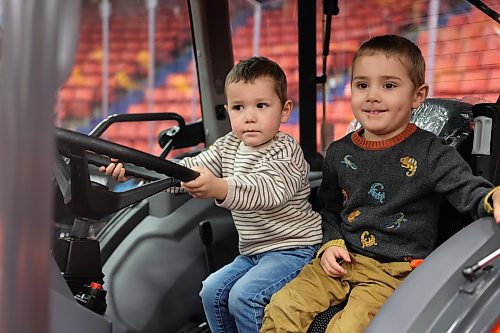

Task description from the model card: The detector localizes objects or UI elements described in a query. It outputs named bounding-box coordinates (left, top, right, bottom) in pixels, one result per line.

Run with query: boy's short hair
left=352, top=34, right=426, bottom=88
left=225, top=56, right=288, bottom=106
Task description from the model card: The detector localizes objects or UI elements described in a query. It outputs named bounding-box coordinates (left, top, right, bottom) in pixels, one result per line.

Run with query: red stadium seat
left=434, top=72, right=462, bottom=96
left=461, top=70, right=489, bottom=94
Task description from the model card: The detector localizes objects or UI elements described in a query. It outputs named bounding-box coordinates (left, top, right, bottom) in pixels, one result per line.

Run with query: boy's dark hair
left=352, top=34, right=426, bottom=88
left=225, top=56, right=288, bottom=106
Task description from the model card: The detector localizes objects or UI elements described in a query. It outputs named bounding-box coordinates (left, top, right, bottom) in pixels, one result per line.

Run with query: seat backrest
left=470, top=101, right=500, bottom=186
left=413, top=98, right=475, bottom=245
left=427, top=100, right=499, bottom=244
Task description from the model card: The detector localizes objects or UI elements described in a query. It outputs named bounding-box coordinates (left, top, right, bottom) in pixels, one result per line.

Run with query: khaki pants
left=260, top=253, right=412, bottom=333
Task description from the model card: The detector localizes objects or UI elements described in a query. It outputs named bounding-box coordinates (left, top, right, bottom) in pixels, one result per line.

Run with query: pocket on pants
left=381, top=261, right=412, bottom=278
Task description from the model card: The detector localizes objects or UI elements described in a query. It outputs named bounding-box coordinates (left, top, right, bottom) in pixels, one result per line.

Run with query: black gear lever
left=199, top=221, right=215, bottom=275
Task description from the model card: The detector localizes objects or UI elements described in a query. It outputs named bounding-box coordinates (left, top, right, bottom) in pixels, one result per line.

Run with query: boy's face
left=225, top=76, right=292, bottom=147
left=351, top=54, right=428, bottom=141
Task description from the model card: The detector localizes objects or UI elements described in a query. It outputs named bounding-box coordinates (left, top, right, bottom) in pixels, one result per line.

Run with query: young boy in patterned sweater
left=101, top=56, right=322, bottom=333
left=260, top=35, right=500, bottom=333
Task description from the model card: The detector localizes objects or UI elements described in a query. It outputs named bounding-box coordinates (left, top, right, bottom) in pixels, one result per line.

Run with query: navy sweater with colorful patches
left=320, top=123, right=493, bottom=263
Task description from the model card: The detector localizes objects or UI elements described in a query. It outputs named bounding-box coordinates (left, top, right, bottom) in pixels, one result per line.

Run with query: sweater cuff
left=317, top=239, right=346, bottom=258
left=484, top=186, right=500, bottom=214
left=215, top=177, right=236, bottom=209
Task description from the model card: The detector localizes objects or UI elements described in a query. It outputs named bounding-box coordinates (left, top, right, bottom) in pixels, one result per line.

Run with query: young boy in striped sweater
left=101, top=56, right=322, bottom=333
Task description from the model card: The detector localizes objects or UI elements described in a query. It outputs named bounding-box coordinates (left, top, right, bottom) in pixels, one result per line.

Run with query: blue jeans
left=199, top=245, right=319, bottom=333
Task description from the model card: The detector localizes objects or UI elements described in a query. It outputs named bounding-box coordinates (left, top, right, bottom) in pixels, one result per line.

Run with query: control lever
left=199, top=221, right=215, bottom=275
left=462, top=247, right=499, bottom=281
left=158, top=126, right=181, bottom=159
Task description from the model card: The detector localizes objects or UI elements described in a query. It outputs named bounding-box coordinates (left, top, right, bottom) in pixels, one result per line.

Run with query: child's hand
left=320, top=246, right=351, bottom=277
left=181, top=166, right=228, bottom=201
left=492, top=189, right=500, bottom=224
left=98, top=158, right=129, bottom=182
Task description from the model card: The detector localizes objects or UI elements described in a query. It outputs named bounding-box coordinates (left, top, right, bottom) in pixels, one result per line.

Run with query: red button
left=410, top=259, right=424, bottom=269
left=90, top=282, right=102, bottom=289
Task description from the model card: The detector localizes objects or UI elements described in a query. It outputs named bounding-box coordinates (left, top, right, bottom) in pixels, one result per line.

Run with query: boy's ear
left=281, top=100, right=293, bottom=122
left=412, top=83, right=429, bottom=109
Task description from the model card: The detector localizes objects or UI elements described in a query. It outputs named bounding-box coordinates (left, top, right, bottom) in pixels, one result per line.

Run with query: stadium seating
left=57, top=0, right=498, bottom=154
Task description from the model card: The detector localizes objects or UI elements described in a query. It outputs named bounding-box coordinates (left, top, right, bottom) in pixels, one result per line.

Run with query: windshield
left=55, top=0, right=200, bottom=157
left=55, top=0, right=499, bottom=155
left=226, top=0, right=499, bottom=152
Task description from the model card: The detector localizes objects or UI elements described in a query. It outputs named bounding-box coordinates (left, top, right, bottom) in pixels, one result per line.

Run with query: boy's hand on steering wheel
left=181, top=165, right=228, bottom=201
left=98, top=158, right=129, bottom=182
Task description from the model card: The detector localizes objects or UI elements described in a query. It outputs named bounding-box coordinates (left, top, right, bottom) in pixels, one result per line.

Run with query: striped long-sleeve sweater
left=173, top=131, right=322, bottom=255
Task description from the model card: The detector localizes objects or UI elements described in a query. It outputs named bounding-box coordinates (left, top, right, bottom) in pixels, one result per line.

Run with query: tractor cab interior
left=0, top=0, right=498, bottom=333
